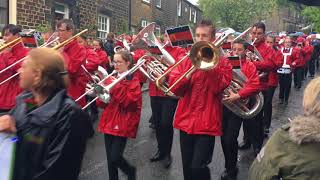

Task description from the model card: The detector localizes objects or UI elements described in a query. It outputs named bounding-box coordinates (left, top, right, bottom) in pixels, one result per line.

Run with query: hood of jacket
left=289, top=115, right=320, bottom=144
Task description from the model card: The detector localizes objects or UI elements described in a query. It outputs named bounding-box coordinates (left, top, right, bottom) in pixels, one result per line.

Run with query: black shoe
left=150, top=151, right=165, bottom=162
left=128, top=167, right=136, bottom=180
left=284, top=101, right=288, bottom=106
left=220, top=168, right=238, bottom=180
left=162, top=155, right=172, bottom=168
left=264, top=128, right=269, bottom=138
left=279, top=99, right=284, bottom=105
left=238, top=141, right=251, bottom=150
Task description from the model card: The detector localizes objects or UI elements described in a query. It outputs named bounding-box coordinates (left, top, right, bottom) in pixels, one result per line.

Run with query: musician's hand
left=223, top=90, right=240, bottom=102
left=292, top=62, right=296, bottom=66
left=0, top=115, right=17, bottom=133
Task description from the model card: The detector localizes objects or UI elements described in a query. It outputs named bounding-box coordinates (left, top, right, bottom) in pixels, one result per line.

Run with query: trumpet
left=79, top=58, right=146, bottom=110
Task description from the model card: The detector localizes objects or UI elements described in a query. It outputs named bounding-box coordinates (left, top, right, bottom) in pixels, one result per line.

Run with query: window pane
left=55, top=3, right=65, bottom=13
left=0, top=0, right=8, bottom=30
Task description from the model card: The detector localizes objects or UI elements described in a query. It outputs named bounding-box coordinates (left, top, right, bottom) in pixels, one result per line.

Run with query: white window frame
left=141, top=20, right=147, bottom=27
left=156, top=0, right=161, bottom=8
left=142, top=0, right=150, bottom=3
left=55, top=2, right=69, bottom=19
left=193, top=10, right=197, bottom=23
left=97, top=14, right=110, bottom=39
left=189, top=7, right=192, bottom=22
left=177, top=0, right=182, bottom=16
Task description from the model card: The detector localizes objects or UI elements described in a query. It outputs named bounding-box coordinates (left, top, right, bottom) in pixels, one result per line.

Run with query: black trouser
left=278, top=73, right=292, bottom=102
left=243, top=109, right=264, bottom=149
left=85, top=95, right=98, bottom=122
left=293, top=67, right=303, bottom=88
left=180, top=130, right=215, bottom=180
left=308, top=58, right=315, bottom=76
left=151, top=96, right=178, bottom=156
left=263, top=87, right=276, bottom=130
left=104, top=134, right=134, bottom=180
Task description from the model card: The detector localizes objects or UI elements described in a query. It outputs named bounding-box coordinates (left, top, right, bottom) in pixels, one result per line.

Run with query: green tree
left=199, top=0, right=277, bottom=31
left=302, top=7, right=320, bottom=32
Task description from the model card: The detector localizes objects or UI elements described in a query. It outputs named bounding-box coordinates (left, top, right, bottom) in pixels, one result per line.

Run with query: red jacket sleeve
left=253, top=50, right=276, bottom=71
left=84, top=49, right=100, bottom=72
left=4, top=43, right=29, bottom=72
left=97, top=50, right=109, bottom=66
left=291, top=48, right=302, bottom=68
left=64, top=41, right=86, bottom=75
left=208, top=57, right=233, bottom=94
left=110, top=77, right=142, bottom=109
left=238, top=61, right=261, bottom=99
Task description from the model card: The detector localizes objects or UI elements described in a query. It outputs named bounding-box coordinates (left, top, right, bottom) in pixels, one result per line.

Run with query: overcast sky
left=188, top=0, right=199, bottom=5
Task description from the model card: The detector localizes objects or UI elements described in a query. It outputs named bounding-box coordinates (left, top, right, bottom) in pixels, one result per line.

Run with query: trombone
left=0, top=29, right=88, bottom=86
left=0, top=37, right=22, bottom=52
left=155, top=28, right=234, bottom=96
left=78, top=57, right=146, bottom=110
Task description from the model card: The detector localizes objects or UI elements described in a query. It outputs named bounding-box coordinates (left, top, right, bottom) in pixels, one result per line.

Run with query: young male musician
left=239, top=22, right=278, bottom=149
left=0, top=24, right=29, bottom=114
left=149, top=34, right=186, bottom=169
left=221, top=39, right=261, bottom=180
left=56, top=19, right=87, bottom=107
left=277, top=36, right=300, bottom=105
left=168, top=19, right=233, bottom=180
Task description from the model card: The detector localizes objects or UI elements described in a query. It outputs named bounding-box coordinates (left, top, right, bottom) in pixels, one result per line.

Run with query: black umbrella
left=288, top=0, right=320, bottom=6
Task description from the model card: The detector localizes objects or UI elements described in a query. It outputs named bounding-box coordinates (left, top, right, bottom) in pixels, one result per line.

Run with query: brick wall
left=98, top=0, right=129, bottom=34
left=16, top=0, right=50, bottom=29
left=131, top=0, right=153, bottom=31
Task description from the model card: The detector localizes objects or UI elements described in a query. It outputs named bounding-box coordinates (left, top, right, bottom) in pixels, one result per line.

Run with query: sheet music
left=0, top=133, right=16, bottom=180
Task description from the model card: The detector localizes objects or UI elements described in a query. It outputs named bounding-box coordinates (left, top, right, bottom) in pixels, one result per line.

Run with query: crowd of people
left=0, top=17, right=320, bottom=180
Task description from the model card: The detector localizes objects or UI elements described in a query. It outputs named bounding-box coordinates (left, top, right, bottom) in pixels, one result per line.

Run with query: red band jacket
left=0, top=42, right=29, bottom=109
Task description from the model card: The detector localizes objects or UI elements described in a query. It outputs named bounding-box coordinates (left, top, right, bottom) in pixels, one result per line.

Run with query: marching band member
left=168, top=19, right=233, bottom=180
left=96, top=50, right=141, bottom=180
left=277, top=36, right=300, bottom=105
left=0, top=48, right=93, bottom=180
left=293, top=37, right=305, bottom=90
left=263, top=35, right=283, bottom=137
left=221, top=39, right=261, bottom=180
left=77, top=35, right=101, bottom=73
left=239, top=22, right=277, bottom=150
left=92, top=39, right=110, bottom=69
left=301, top=38, right=314, bottom=79
left=0, top=24, right=29, bottom=114
left=149, top=34, right=186, bottom=168
left=56, top=19, right=87, bottom=107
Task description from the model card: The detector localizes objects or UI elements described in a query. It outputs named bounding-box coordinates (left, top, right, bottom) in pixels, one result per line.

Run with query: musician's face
left=195, top=26, right=212, bottom=42
left=114, top=54, right=130, bottom=73
left=57, top=23, right=73, bottom=42
left=3, top=30, right=17, bottom=43
left=19, top=57, right=38, bottom=90
left=77, top=37, right=87, bottom=47
left=284, top=38, right=292, bottom=48
left=265, top=37, right=275, bottom=47
left=251, top=27, right=264, bottom=43
left=92, top=40, right=101, bottom=50
left=232, top=43, right=245, bottom=57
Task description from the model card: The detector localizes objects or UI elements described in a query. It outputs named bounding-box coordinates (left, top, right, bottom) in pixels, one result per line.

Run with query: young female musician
left=92, top=39, right=110, bottom=69
left=97, top=50, right=141, bottom=180
left=0, top=48, right=93, bottom=180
